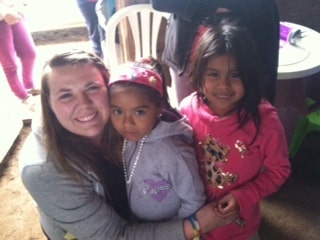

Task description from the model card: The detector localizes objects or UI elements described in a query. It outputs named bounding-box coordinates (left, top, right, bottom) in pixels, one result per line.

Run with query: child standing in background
left=0, top=0, right=37, bottom=111
left=108, top=57, right=205, bottom=222
left=179, top=19, right=291, bottom=240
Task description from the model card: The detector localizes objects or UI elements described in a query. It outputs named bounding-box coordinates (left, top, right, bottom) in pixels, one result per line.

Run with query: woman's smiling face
left=48, top=63, right=109, bottom=143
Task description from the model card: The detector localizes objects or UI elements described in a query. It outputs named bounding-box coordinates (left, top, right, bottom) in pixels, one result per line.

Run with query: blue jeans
left=76, top=0, right=105, bottom=58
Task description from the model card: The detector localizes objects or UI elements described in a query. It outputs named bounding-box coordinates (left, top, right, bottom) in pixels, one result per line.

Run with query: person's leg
left=76, top=0, right=104, bottom=58
left=11, top=19, right=37, bottom=91
left=96, top=0, right=116, bottom=34
left=0, top=21, right=29, bottom=100
left=169, top=68, right=195, bottom=105
left=98, top=22, right=105, bottom=57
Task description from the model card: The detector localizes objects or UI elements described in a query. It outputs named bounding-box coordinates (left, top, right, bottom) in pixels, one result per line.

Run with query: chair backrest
left=104, top=4, right=169, bottom=71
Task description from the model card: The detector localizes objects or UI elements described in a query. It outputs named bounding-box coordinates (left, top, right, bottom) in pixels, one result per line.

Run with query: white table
left=275, top=22, right=320, bottom=144
left=277, top=22, right=320, bottom=80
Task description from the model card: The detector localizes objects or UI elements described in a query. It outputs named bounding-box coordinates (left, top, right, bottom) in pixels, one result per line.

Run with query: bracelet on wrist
left=188, top=214, right=201, bottom=240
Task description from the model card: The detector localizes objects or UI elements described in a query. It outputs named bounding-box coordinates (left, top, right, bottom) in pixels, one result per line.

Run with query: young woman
left=179, top=19, right=291, bottom=240
left=19, top=49, right=235, bottom=240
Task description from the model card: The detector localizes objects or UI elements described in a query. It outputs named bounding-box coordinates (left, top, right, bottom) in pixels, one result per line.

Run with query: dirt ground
left=0, top=126, right=43, bottom=240
left=1, top=0, right=320, bottom=239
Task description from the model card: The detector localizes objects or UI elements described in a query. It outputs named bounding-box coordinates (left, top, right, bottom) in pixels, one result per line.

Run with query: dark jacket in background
left=151, top=0, right=280, bottom=103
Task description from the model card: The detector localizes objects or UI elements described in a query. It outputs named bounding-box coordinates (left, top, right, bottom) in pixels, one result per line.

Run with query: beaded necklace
left=122, top=135, right=147, bottom=184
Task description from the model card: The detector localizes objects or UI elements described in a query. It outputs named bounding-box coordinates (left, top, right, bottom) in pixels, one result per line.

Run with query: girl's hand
left=4, top=12, right=22, bottom=25
left=195, top=201, right=237, bottom=234
left=216, top=193, right=240, bottom=218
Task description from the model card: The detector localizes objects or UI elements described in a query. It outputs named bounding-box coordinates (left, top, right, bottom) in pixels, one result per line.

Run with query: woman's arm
left=19, top=131, right=185, bottom=239
left=21, top=163, right=232, bottom=239
left=20, top=131, right=234, bottom=240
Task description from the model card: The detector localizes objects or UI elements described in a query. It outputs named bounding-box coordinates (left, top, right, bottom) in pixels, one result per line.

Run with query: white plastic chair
left=104, top=4, right=169, bottom=71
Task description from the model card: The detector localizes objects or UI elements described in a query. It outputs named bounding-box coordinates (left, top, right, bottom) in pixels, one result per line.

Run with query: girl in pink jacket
left=179, top=18, right=291, bottom=240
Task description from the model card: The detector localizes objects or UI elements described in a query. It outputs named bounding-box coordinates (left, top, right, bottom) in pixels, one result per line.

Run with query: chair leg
left=289, top=116, right=309, bottom=158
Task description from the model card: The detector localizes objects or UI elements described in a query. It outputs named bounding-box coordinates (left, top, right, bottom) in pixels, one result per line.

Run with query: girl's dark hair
left=191, top=17, right=263, bottom=142
left=40, top=49, right=121, bottom=190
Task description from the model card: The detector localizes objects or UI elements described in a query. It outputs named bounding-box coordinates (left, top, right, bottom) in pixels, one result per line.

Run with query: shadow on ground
left=260, top=132, right=320, bottom=240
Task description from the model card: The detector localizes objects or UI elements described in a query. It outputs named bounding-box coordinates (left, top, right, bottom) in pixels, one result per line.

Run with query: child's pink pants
left=0, top=19, right=36, bottom=100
